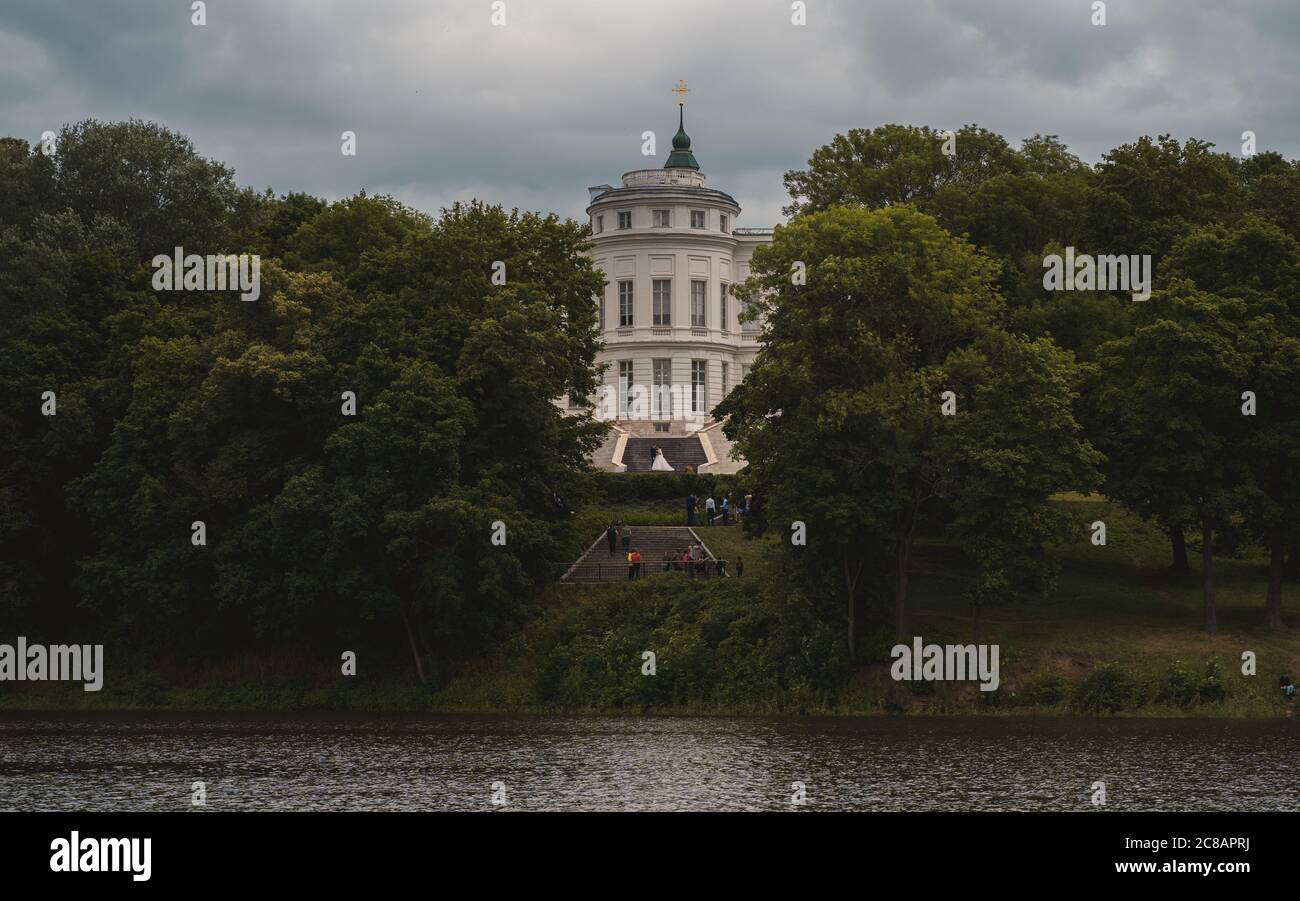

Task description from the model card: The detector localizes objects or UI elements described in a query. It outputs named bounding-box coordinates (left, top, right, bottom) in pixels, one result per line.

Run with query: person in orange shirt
left=627, top=549, right=642, bottom=580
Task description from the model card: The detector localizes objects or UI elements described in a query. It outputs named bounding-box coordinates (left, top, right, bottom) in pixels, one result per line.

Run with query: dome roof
left=664, top=106, right=699, bottom=170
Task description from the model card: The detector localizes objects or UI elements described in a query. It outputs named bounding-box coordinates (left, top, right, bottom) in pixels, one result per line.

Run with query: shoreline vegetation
left=4, top=490, right=1297, bottom=719
left=5, top=122, right=1300, bottom=723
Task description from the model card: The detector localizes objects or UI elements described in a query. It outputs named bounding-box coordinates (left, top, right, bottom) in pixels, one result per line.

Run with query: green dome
left=664, top=106, right=699, bottom=170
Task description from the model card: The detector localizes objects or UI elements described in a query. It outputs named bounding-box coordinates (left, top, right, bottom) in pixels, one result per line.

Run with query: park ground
left=4, top=493, right=1299, bottom=716
left=423, top=493, right=1300, bottom=717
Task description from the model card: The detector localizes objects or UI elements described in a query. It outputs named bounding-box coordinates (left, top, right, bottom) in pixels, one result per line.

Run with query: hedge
left=587, top=471, right=751, bottom=504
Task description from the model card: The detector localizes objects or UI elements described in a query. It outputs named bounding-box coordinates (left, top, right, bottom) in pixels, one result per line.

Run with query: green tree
left=1094, top=285, right=1256, bottom=633
left=942, top=333, right=1103, bottom=638
left=49, top=119, right=251, bottom=257
left=719, top=205, right=1096, bottom=650
left=1164, top=217, right=1300, bottom=627
left=782, top=124, right=1025, bottom=217
left=65, top=192, right=607, bottom=679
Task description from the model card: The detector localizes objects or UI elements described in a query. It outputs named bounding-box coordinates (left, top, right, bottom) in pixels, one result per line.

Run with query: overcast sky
left=2, top=0, right=1297, bottom=228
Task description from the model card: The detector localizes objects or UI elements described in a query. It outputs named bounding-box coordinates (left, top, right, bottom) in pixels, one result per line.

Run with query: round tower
left=582, top=87, right=772, bottom=452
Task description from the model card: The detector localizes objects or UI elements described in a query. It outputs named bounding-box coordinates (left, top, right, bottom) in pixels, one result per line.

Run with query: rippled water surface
left=1, top=714, right=1296, bottom=811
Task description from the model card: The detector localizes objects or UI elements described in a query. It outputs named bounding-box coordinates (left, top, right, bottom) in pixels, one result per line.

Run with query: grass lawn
left=894, top=497, right=1300, bottom=711
left=543, top=491, right=1300, bottom=715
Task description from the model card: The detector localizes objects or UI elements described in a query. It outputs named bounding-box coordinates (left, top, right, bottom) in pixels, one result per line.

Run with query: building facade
left=582, top=105, right=772, bottom=446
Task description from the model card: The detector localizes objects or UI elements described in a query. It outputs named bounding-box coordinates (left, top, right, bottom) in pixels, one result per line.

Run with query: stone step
left=562, top=525, right=723, bottom=583
left=622, top=435, right=707, bottom=472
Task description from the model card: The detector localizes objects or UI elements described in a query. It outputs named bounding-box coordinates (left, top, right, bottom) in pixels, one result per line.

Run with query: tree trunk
left=1201, top=524, right=1217, bottom=635
left=1265, top=530, right=1285, bottom=630
left=894, top=542, right=911, bottom=643
left=1286, top=541, right=1300, bottom=581
left=893, top=489, right=922, bottom=642
left=842, top=557, right=865, bottom=662
left=842, top=557, right=856, bottom=661
left=417, top=626, right=436, bottom=680
left=1169, top=525, right=1190, bottom=574
left=403, top=611, right=429, bottom=685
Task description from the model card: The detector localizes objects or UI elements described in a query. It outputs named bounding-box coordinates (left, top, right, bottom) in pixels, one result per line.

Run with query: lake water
left=1, top=714, right=1295, bottom=811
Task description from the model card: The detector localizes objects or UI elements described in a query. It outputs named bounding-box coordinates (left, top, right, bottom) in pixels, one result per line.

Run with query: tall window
left=691, top=360, right=707, bottom=414
left=619, top=361, right=634, bottom=416
left=652, top=209, right=671, bottom=227
left=594, top=215, right=604, bottom=234
left=690, top=210, right=706, bottom=229
left=720, top=283, right=729, bottom=331
left=618, top=280, right=634, bottom=327
left=652, top=279, right=672, bottom=325
left=653, top=359, right=672, bottom=418
left=721, top=362, right=728, bottom=396
left=690, top=280, right=707, bottom=327
left=741, top=298, right=758, bottom=332
left=618, top=211, right=632, bottom=230
left=720, top=214, right=729, bottom=233
left=598, top=291, right=605, bottom=330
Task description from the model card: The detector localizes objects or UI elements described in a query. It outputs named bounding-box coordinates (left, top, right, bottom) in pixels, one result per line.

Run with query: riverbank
left=3, top=494, right=1298, bottom=718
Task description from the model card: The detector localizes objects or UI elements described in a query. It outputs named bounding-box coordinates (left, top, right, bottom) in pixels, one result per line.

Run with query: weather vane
left=672, top=79, right=690, bottom=106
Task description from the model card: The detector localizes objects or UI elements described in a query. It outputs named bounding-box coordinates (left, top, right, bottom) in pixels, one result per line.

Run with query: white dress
left=651, top=450, right=674, bottom=471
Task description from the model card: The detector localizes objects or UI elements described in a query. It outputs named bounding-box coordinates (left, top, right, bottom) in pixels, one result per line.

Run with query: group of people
left=601, top=521, right=744, bottom=580
left=607, top=522, right=633, bottom=556
left=660, top=544, right=718, bottom=577
left=685, top=491, right=752, bottom=527
left=606, top=523, right=643, bottom=578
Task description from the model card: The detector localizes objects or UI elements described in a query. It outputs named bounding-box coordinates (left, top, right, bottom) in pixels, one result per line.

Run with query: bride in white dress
left=651, top=446, right=674, bottom=471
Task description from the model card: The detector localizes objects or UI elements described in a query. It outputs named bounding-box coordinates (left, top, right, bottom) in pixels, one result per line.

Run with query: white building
left=580, top=100, right=772, bottom=472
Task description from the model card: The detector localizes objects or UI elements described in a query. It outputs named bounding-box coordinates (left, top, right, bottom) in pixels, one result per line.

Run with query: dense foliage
left=0, top=121, right=605, bottom=680
left=729, top=124, right=1300, bottom=649
left=4, top=115, right=1300, bottom=698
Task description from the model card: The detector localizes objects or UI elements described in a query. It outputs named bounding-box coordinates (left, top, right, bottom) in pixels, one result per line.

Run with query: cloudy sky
left=2, top=0, right=1297, bottom=227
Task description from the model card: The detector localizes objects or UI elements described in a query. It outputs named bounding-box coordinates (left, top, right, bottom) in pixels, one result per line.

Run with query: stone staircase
left=561, top=525, right=719, bottom=583
left=622, top=435, right=708, bottom=472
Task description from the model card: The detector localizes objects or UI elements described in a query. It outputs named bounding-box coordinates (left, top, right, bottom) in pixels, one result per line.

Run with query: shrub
left=588, top=471, right=749, bottom=505
left=1072, top=662, right=1140, bottom=714
left=1019, top=669, right=1070, bottom=706
left=1153, top=656, right=1229, bottom=707
left=533, top=577, right=846, bottom=711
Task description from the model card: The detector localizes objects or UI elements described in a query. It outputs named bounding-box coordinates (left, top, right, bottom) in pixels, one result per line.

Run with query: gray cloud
left=2, top=0, right=1297, bottom=228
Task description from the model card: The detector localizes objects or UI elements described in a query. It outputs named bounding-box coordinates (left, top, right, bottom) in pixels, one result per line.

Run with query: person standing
left=621, top=525, right=632, bottom=554
left=735, top=555, right=744, bottom=578
left=631, top=549, right=642, bottom=579
left=704, top=495, right=716, bottom=525
left=721, top=496, right=730, bottom=526
left=606, top=522, right=618, bottom=556
left=686, top=493, right=696, bottom=526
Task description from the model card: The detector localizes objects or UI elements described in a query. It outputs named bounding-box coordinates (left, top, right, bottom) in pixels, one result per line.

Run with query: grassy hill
left=430, top=493, right=1300, bottom=716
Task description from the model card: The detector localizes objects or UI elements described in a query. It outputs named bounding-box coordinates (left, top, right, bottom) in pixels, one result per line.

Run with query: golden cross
left=672, top=79, right=690, bottom=106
